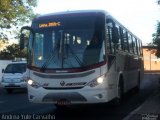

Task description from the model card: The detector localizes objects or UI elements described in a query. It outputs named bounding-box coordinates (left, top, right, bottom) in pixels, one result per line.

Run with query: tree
left=0, top=40, right=8, bottom=51
left=151, top=1, right=160, bottom=57
left=152, top=22, right=160, bottom=57
left=0, top=0, right=37, bottom=40
left=0, top=43, right=27, bottom=60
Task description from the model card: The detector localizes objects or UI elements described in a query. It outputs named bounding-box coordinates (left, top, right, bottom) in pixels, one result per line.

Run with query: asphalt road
left=0, top=74, right=159, bottom=120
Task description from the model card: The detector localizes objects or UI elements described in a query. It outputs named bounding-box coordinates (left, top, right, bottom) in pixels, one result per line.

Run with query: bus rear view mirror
left=20, top=26, right=34, bottom=50
left=112, top=27, right=119, bottom=44
left=20, top=33, right=25, bottom=50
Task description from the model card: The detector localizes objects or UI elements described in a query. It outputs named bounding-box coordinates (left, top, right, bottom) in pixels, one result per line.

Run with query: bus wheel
left=134, top=73, right=141, bottom=93
left=114, top=81, right=124, bottom=105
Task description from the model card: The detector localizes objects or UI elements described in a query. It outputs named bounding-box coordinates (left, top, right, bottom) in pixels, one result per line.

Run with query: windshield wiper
left=40, top=45, right=58, bottom=71
left=66, top=44, right=84, bottom=67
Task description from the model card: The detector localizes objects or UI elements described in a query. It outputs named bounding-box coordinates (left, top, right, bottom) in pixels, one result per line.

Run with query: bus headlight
left=28, top=79, right=41, bottom=89
left=87, top=75, right=105, bottom=87
left=28, top=80, right=33, bottom=85
left=97, top=76, right=104, bottom=84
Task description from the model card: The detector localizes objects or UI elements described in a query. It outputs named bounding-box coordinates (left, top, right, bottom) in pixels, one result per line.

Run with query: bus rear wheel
left=134, top=72, right=141, bottom=93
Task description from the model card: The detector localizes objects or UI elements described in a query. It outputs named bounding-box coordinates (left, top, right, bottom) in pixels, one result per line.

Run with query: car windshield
left=4, top=63, right=27, bottom=73
left=29, top=13, right=105, bottom=69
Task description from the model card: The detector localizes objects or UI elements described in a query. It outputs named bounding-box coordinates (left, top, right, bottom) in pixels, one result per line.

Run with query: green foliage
left=152, top=22, right=160, bottom=57
left=0, top=40, right=7, bottom=49
left=0, top=43, right=27, bottom=60
left=0, top=0, right=37, bottom=40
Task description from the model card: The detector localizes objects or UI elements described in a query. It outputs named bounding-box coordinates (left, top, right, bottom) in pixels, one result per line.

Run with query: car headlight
left=87, top=75, right=105, bottom=87
left=28, top=79, right=41, bottom=89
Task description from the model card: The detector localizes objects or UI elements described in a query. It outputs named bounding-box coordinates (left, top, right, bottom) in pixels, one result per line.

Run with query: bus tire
left=114, top=78, right=124, bottom=105
left=134, top=72, right=141, bottom=93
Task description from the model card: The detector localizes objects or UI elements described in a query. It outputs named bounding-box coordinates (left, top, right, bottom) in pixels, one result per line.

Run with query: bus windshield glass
left=30, top=13, right=105, bottom=69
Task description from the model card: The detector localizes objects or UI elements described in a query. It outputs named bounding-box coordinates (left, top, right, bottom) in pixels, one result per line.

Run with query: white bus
left=20, top=10, right=144, bottom=105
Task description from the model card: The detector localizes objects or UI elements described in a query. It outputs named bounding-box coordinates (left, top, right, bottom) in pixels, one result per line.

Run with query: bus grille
left=43, top=87, right=84, bottom=90
left=42, top=92, right=87, bottom=102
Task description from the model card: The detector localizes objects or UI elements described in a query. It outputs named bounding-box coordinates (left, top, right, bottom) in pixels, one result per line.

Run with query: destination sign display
left=39, top=22, right=61, bottom=28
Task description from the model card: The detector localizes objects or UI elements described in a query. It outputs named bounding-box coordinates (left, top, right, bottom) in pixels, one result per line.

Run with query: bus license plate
left=57, top=99, right=71, bottom=105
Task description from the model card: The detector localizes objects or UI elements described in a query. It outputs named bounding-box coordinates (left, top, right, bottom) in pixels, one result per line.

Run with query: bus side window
left=132, top=37, right=137, bottom=55
left=119, top=27, right=124, bottom=50
left=113, top=24, right=121, bottom=50
left=106, top=19, right=120, bottom=54
left=105, top=26, right=110, bottom=53
left=138, top=40, right=141, bottom=56
left=106, top=24, right=115, bottom=54
left=136, top=39, right=140, bottom=56
left=139, top=41, right=143, bottom=56
left=117, top=27, right=122, bottom=50
left=128, top=34, right=133, bottom=53
left=123, top=30, right=129, bottom=52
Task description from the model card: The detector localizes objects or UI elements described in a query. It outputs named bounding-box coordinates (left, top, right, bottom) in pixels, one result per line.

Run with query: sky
left=34, top=0, right=160, bottom=44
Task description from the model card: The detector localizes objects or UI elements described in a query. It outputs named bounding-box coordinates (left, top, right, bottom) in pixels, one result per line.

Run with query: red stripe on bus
left=28, top=61, right=107, bottom=73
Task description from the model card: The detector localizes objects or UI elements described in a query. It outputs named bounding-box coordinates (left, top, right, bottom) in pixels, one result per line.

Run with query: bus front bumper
left=27, top=86, right=115, bottom=104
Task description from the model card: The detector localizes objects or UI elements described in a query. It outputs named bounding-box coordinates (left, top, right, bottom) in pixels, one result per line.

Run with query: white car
left=1, top=61, right=27, bottom=93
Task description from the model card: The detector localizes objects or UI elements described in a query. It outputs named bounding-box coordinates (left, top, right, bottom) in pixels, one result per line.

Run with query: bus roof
left=33, top=10, right=109, bottom=21
left=33, top=10, right=142, bottom=43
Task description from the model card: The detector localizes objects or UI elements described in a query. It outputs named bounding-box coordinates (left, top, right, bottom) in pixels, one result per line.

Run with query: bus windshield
left=30, top=13, right=105, bottom=69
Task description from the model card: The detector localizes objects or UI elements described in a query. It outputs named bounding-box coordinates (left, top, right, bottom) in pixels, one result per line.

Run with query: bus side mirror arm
left=20, top=26, right=33, bottom=33
left=20, top=33, right=25, bottom=50
left=20, top=26, right=33, bottom=50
